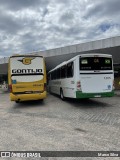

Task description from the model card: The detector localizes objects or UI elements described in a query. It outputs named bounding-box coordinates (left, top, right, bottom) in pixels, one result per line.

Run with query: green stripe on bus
left=76, top=91, right=114, bottom=99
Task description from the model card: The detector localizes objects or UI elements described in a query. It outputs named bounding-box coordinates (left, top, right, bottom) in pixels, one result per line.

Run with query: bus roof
left=10, top=54, right=43, bottom=58
left=78, top=53, right=112, bottom=58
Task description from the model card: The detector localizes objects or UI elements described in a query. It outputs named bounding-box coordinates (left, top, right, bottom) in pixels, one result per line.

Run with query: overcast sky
left=0, top=0, right=120, bottom=57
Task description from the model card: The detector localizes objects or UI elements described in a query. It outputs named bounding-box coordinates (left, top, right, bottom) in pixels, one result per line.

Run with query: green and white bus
left=47, top=54, right=114, bottom=100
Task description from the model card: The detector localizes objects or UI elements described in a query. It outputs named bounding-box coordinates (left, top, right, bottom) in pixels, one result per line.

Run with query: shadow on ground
left=50, top=92, right=112, bottom=109
left=12, top=99, right=46, bottom=109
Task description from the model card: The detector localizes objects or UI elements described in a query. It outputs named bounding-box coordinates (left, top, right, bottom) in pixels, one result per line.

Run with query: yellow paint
left=19, top=57, right=35, bottom=65
left=8, top=55, right=47, bottom=102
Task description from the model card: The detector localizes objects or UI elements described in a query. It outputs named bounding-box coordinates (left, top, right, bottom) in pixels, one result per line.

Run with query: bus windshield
left=80, top=57, right=112, bottom=71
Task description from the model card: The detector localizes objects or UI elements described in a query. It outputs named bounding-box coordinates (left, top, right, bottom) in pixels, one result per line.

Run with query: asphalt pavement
left=0, top=91, right=120, bottom=160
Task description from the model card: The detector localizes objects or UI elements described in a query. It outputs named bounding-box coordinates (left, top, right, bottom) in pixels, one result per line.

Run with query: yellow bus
left=8, top=55, right=47, bottom=102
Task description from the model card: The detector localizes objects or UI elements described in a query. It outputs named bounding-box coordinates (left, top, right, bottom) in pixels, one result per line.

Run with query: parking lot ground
left=0, top=91, right=120, bottom=159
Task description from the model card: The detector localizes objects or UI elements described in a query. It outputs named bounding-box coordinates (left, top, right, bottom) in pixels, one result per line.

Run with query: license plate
left=94, top=95, right=101, bottom=98
left=25, top=91, right=32, bottom=94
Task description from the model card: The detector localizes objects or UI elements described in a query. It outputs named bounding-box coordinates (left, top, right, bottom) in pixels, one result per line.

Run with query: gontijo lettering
left=12, top=69, right=43, bottom=74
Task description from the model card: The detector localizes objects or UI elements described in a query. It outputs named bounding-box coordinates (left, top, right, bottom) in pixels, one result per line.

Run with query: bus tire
left=60, top=89, right=65, bottom=101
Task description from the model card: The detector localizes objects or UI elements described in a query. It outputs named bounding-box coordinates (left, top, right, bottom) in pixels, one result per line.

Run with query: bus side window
left=56, top=68, right=60, bottom=79
left=61, top=65, right=66, bottom=79
left=51, top=70, right=57, bottom=80
left=67, top=62, right=74, bottom=78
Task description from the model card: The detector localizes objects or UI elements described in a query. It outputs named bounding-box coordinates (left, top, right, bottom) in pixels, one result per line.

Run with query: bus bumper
left=76, top=91, right=114, bottom=99
left=10, top=91, right=47, bottom=102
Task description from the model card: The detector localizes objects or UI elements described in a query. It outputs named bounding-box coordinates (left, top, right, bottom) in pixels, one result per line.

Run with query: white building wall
left=0, top=36, right=120, bottom=64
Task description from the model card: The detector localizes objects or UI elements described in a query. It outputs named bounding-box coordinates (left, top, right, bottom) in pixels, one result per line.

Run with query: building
left=0, top=36, right=120, bottom=89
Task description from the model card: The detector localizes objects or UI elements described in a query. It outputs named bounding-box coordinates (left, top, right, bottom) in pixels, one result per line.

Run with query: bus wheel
left=15, top=101, right=19, bottom=103
left=60, top=89, right=65, bottom=101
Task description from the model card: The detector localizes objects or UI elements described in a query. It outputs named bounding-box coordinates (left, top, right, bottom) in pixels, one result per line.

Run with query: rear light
left=112, top=80, right=115, bottom=90
left=77, top=81, right=81, bottom=91
left=9, top=84, right=12, bottom=93
left=44, top=83, right=47, bottom=91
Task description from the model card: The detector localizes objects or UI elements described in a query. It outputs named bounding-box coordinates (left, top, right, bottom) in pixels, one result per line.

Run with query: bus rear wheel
left=60, top=89, right=65, bottom=101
